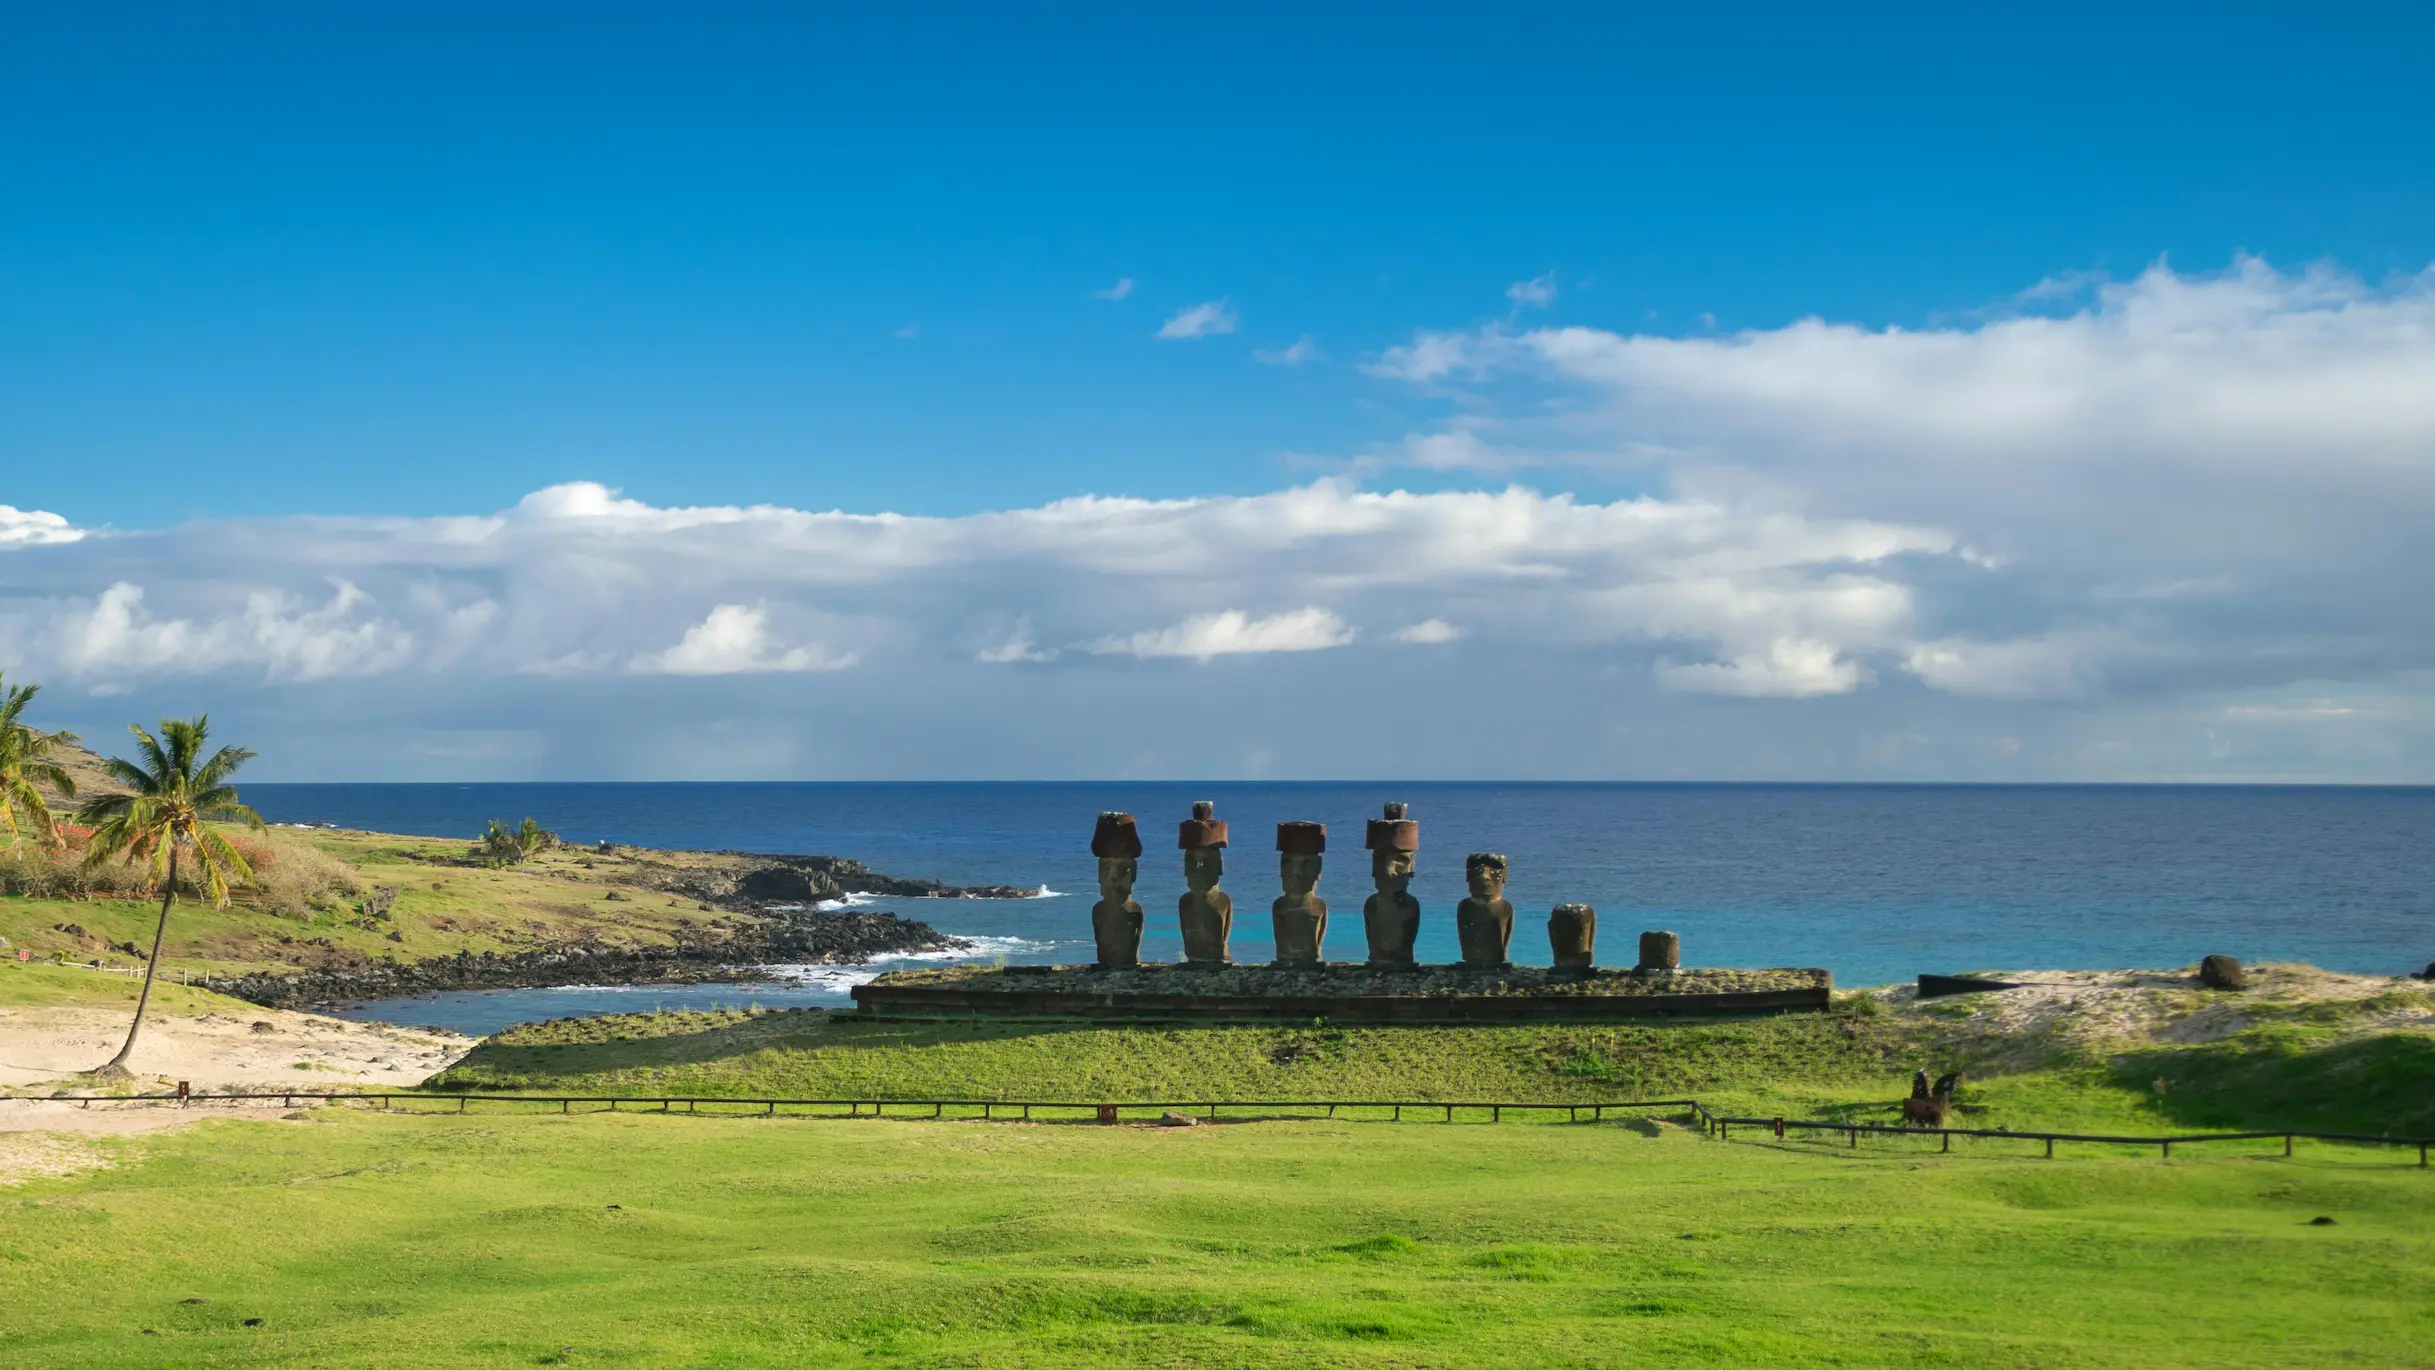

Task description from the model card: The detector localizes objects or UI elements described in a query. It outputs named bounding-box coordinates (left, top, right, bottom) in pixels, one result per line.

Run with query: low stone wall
left=851, top=964, right=1831, bottom=1023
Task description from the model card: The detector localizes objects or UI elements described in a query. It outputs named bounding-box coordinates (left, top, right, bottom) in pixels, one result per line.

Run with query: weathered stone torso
left=1456, top=896, right=1514, bottom=966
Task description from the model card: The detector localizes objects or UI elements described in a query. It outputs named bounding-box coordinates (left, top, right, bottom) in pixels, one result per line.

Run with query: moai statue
left=1271, top=821, right=1328, bottom=965
left=1548, top=903, right=1596, bottom=972
left=1089, top=811, right=1145, bottom=969
left=1637, top=929, right=1681, bottom=972
left=1176, top=801, right=1233, bottom=965
left=1362, top=802, right=1420, bottom=966
left=1456, top=852, right=1515, bottom=968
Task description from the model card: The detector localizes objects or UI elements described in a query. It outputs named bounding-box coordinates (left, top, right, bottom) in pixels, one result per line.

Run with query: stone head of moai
left=1464, top=851, right=1509, bottom=900
left=1091, top=811, right=1143, bottom=900
left=1276, top=821, right=1325, bottom=895
left=1367, top=802, right=1418, bottom=890
left=1179, top=801, right=1228, bottom=889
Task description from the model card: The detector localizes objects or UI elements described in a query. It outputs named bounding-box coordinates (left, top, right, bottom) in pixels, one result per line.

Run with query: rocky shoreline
left=202, top=909, right=968, bottom=1011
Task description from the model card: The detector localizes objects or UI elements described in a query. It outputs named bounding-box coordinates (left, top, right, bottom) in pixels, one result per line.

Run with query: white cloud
left=1390, top=619, right=1463, bottom=645
left=6, top=258, right=2432, bottom=780
left=1506, top=271, right=1558, bottom=308
left=1256, top=336, right=1321, bottom=366
left=1363, top=328, right=1485, bottom=382
left=1157, top=299, right=1238, bottom=340
left=977, top=617, right=1055, bottom=664
left=1093, top=278, right=1135, bottom=301
left=57, top=580, right=414, bottom=683
left=1371, top=256, right=2435, bottom=719
left=1091, top=607, right=1356, bottom=662
left=1903, top=634, right=2115, bottom=701
left=632, top=605, right=853, bottom=676
left=0, top=505, right=83, bottom=549
left=1656, top=638, right=1867, bottom=698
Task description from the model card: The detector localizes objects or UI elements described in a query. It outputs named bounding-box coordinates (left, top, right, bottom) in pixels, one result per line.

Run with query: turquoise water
left=241, top=782, right=2435, bottom=1034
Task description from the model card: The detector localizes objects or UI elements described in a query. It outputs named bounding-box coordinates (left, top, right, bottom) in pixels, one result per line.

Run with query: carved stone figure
left=1176, top=801, right=1233, bottom=964
left=1456, top=852, right=1514, bottom=968
left=1637, top=929, right=1681, bottom=972
left=1271, top=821, right=1328, bottom=965
left=1362, top=802, right=1420, bottom=966
left=1089, top=812, right=1144, bottom=969
left=1548, top=902, right=1596, bottom=970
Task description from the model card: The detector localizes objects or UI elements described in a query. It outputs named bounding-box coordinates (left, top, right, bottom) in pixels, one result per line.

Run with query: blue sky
left=9, top=3, right=2433, bottom=523
left=5, top=5, right=2435, bottom=780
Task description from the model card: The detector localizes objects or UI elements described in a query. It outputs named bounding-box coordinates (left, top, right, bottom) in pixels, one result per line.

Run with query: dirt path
left=0, top=1004, right=473, bottom=1093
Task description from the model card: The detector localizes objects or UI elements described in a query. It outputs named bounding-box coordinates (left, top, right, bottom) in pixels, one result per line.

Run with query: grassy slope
left=433, top=996, right=2435, bottom=1139
left=0, top=829, right=753, bottom=1006
left=3, top=1108, right=2429, bottom=1368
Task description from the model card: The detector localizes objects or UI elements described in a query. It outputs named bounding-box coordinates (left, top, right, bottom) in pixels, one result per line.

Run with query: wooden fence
left=11, top=1089, right=2430, bottom=1165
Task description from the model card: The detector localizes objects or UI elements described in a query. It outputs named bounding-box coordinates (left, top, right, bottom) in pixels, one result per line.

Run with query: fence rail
left=9, top=1089, right=2431, bottom=1164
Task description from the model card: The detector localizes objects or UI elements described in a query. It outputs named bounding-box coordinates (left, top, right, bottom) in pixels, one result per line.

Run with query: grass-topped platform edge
left=851, top=963, right=1832, bottom=1022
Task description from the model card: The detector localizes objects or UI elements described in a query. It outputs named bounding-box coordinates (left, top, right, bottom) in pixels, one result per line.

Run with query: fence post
left=1492, top=1106, right=1501, bottom=1123
left=2044, top=1137, right=2054, bottom=1159
left=458, top=1096, right=467, bottom=1113
left=1392, top=1104, right=1401, bottom=1121
left=1444, top=1105, right=1453, bottom=1123
left=2162, top=1141, right=2171, bottom=1159
left=2285, top=1134, right=2293, bottom=1158
left=1849, top=1127, right=1858, bottom=1149
left=1941, top=1131, right=1950, bottom=1153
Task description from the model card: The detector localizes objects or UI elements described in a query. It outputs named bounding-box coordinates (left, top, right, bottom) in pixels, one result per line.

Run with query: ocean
left=238, top=782, right=2435, bottom=1035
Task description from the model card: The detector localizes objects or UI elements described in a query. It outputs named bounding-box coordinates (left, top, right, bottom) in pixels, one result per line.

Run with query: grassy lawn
left=3, top=1106, right=2428, bottom=1367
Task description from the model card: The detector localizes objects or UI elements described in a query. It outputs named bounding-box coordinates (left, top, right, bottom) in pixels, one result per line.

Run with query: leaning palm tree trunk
left=94, top=846, right=178, bottom=1078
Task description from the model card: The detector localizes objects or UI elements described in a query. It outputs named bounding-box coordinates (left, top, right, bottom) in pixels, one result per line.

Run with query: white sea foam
left=1028, top=886, right=1065, bottom=899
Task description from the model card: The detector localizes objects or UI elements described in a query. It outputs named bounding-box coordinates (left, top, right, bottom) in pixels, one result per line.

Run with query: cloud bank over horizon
left=5, top=259, right=2432, bottom=782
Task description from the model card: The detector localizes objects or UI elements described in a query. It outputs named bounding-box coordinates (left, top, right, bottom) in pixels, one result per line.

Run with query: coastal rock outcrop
left=201, top=909, right=967, bottom=1011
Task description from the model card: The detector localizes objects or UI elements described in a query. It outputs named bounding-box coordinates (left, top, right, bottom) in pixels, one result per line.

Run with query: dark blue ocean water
left=240, top=783, right=2435, bottom=1034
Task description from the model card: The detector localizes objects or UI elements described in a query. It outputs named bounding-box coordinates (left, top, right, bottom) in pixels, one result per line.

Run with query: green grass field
left=5, top=1105, right=2430, bottom=1368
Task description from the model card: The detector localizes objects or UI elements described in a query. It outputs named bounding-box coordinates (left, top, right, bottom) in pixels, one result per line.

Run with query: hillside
left=23, top=730, right=129, bottom=806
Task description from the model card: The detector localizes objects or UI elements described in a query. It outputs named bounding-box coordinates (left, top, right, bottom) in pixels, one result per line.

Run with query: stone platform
left=849, top=963, right=1832, bottom=1023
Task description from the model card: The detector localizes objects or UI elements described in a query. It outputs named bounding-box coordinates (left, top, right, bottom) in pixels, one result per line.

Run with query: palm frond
left=74, top=790, right=139, bottom=828
left=192, top=743, right=258, bottom=793
left=27, top=761, right=75, bottom=799
left=193, top=827, right=253, bottom=907
left=126, top=723, right=171, bottom=791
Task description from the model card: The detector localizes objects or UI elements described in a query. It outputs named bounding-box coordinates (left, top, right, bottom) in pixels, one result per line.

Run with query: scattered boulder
left=250, top=1021, right=276, bottom=1034
left=1159, top=1111, right=1199, bottom=1128
left=2199, top=954, right=2248, bottom=990
left=2309, top=1215, right=2337, bottom=1226
left=737, top=867, right=822, bottom=903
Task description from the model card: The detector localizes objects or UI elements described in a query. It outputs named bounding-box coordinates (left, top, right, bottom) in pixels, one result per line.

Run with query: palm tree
left=76, top=717, right=263, bottom=1077
left=0, top=672, right=78, bottom=849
